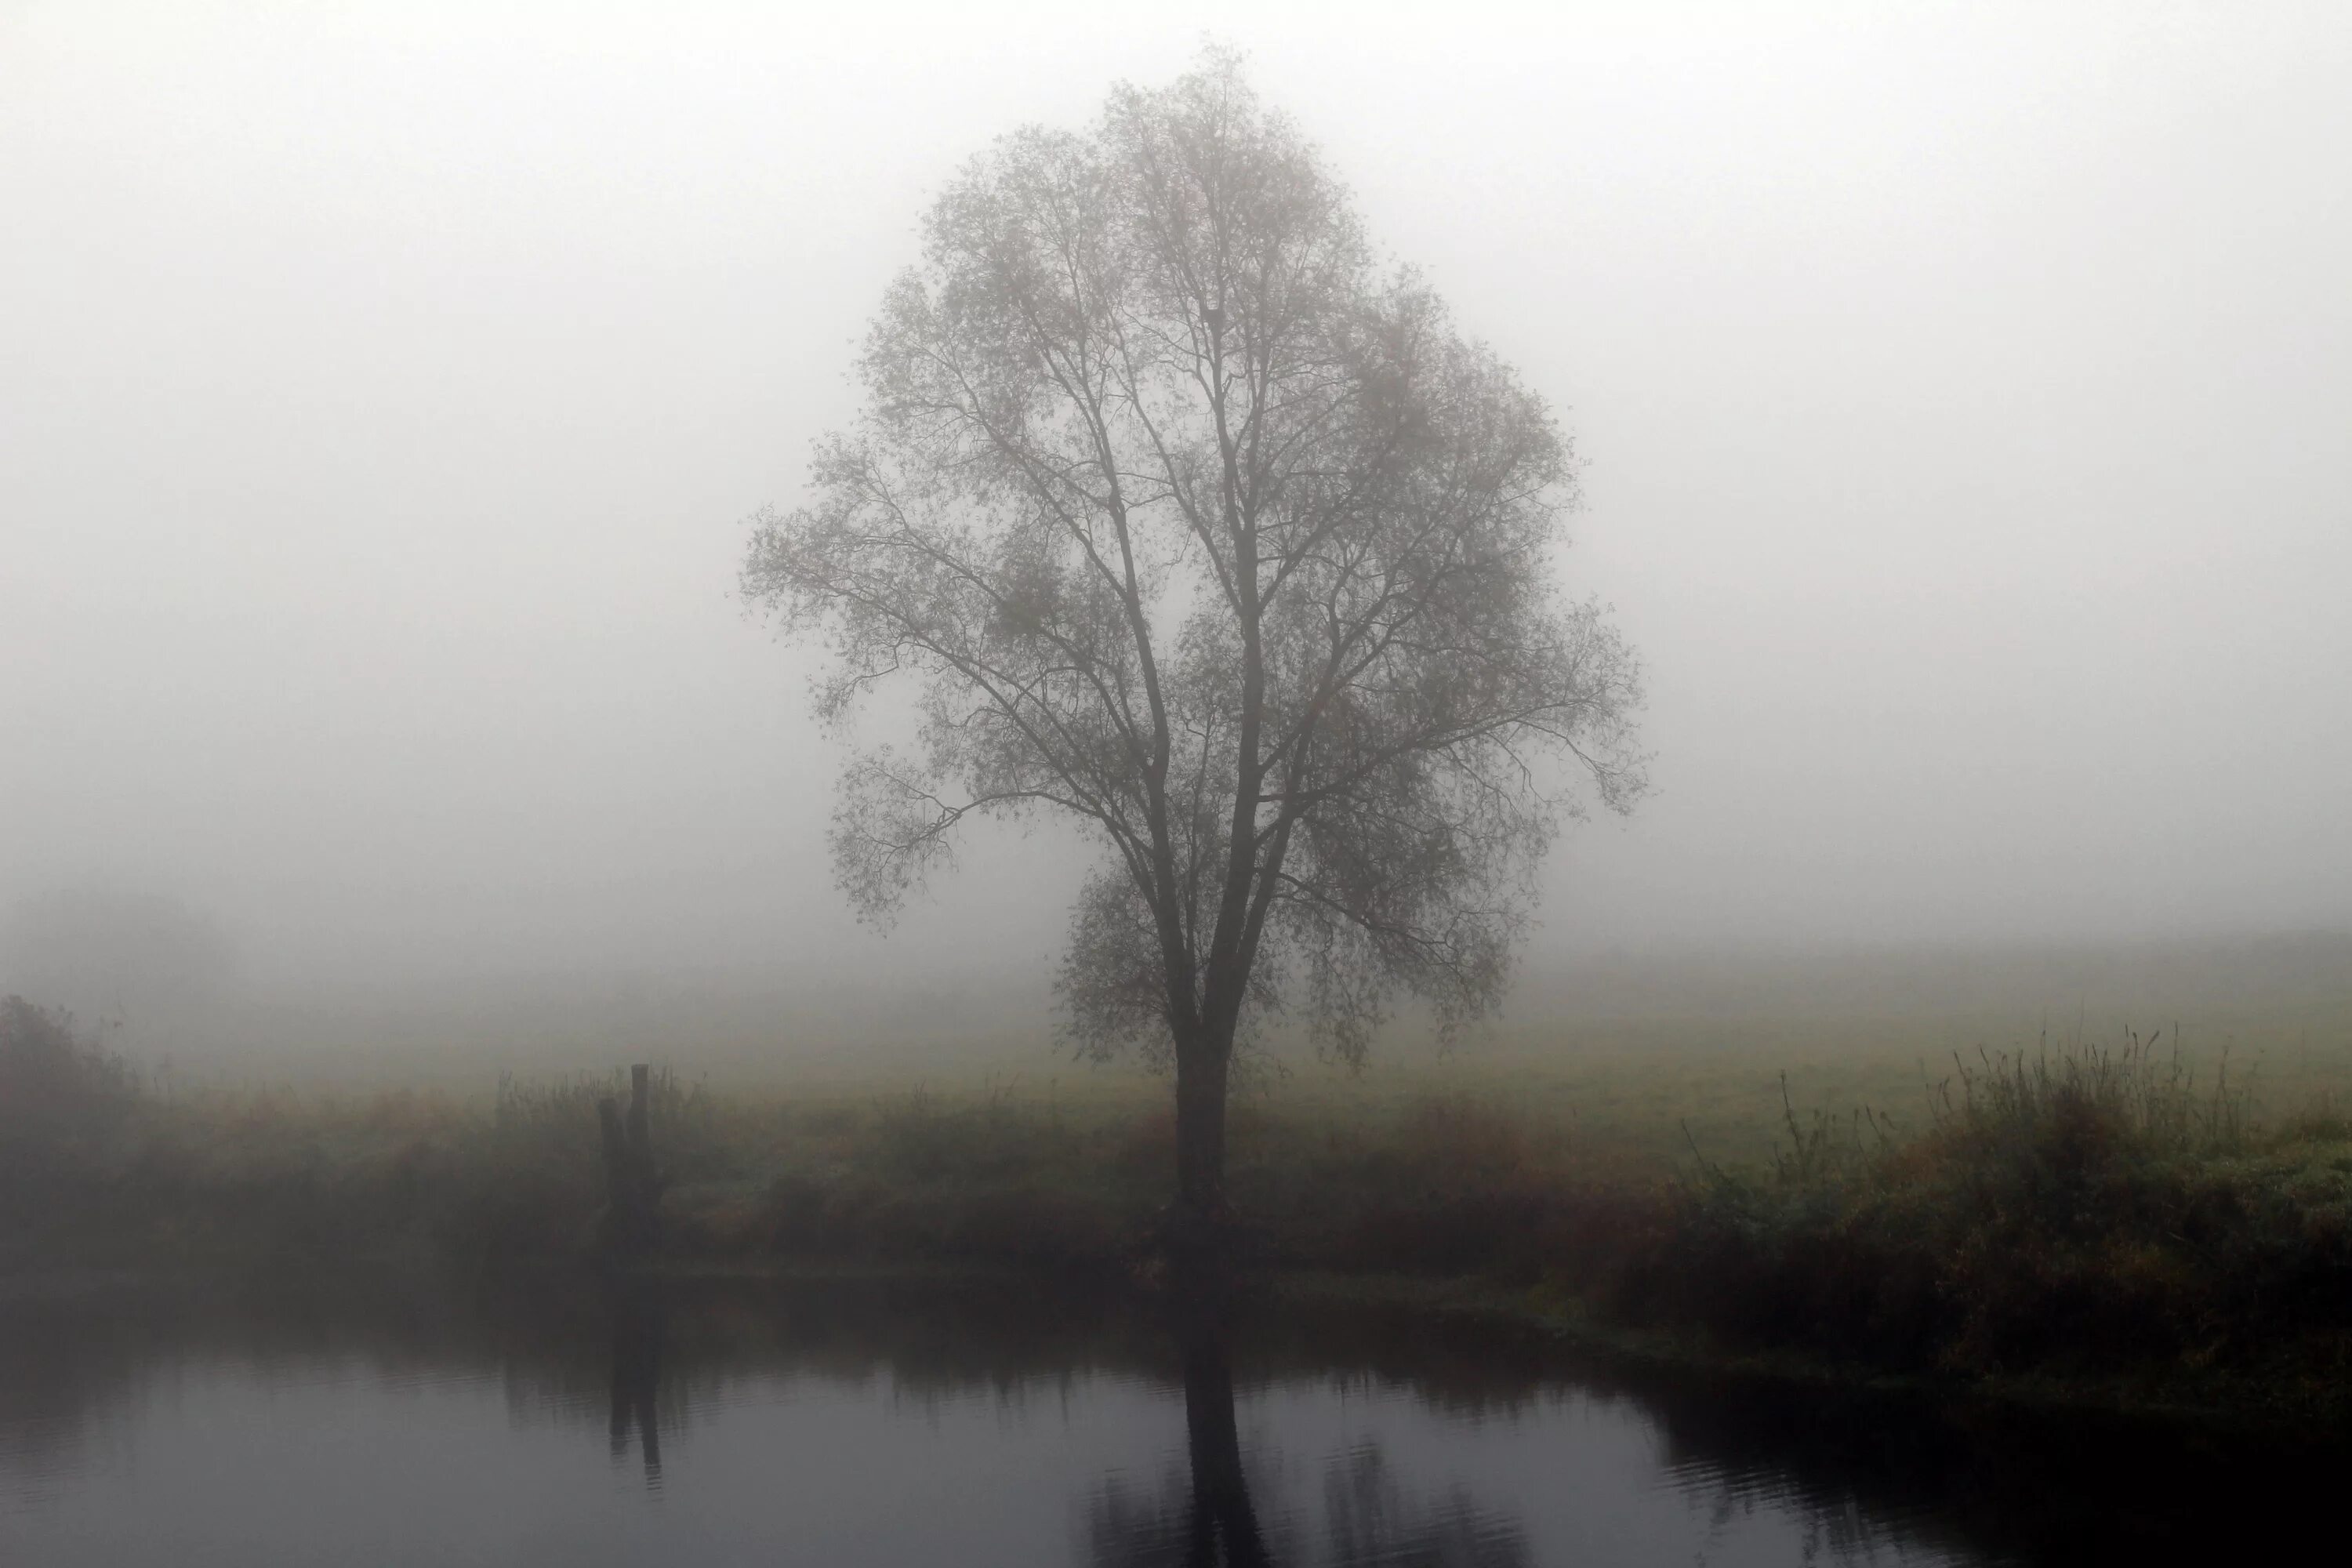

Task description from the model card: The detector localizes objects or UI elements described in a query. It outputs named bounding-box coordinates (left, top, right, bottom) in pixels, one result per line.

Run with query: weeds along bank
left=7, top=994, right=2352, bottom=1417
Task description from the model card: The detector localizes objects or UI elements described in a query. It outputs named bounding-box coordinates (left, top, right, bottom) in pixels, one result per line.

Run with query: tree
left=742, top=49, right=1644, bottom=1229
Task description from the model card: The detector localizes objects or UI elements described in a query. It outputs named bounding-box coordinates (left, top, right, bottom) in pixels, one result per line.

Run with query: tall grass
left=1617, top=1029, right=2352, bottom=1399
left=1933, top=1029, right=2253, bottom=1156
left=6, top=999, right=2351, bottom=1412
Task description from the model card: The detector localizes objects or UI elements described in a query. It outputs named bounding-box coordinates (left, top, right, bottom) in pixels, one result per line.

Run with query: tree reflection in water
left=6, top=1275, right=2341, bottom=1564
left=1319, top=1445, right=1524, bottom=1568
left=1091, top=1309, right=1529, bottom=1567
left=1176, top=1314, right=1269, bottom=1565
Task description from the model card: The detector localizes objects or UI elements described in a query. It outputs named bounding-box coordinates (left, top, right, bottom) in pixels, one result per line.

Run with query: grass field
left=8, top=945, right=2352, bottom=1422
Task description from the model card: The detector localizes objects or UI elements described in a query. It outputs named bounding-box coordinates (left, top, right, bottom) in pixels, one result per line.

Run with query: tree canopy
left=744, top=52, right=1643, bottom=1196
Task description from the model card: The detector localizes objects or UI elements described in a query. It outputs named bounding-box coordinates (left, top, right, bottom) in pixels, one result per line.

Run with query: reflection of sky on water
left=2, top=1366, right=1955, bottom=1566
left=0, top=1278, right=2310, bottom=1566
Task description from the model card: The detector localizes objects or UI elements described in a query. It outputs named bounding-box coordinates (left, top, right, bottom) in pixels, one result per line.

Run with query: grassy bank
left=7, top=993, right=2352, bottom=1421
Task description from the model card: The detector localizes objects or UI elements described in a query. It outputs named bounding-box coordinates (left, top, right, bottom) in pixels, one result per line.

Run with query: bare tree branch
left=741, top=48, right=1647, bottom=1198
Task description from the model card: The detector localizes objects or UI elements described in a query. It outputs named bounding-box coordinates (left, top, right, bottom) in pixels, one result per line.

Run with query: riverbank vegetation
left=7, top=992, right=2352, bottom=1421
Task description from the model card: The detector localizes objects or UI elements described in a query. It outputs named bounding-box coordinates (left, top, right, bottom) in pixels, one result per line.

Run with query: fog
left=4, top=3, right=2347, bottom=1062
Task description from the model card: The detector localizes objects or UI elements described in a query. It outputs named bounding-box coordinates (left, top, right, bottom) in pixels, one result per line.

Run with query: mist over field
left=5, top=2, right=2348, bottom=1080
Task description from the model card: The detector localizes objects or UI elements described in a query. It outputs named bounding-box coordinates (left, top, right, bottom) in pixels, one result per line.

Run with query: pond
left=0, top=1270, right=2330, bottom=1565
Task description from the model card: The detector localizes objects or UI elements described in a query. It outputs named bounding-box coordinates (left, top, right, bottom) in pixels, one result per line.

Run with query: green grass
left=1613, top=1035, right=2352, bottom=1404
left=8, top=989, right=2352, bottom=1421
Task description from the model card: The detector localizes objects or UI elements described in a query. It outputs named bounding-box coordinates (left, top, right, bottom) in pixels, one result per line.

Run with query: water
left=0, top=1272, right=2329, bottom=1565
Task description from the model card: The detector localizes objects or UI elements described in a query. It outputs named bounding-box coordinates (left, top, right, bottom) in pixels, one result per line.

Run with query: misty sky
left=5, top=2, right=2348, bottom=996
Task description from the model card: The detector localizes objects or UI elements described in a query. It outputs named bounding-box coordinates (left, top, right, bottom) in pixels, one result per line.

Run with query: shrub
left=1614, top=1033, right=2352, bottom=1394
left=0, top=995, right=136, bottom=1165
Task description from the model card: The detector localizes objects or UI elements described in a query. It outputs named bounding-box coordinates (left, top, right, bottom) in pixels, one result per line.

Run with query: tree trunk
left=1174, top=1036, right=1232, bottom=1220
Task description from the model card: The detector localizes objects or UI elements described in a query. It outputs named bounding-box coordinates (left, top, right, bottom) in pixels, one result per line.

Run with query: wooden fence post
left=597, top=1063, right=662, bottom=1255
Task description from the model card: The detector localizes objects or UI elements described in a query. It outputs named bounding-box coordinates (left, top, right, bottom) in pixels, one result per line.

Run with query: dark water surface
left=0, top=1271, right=2331, bottom=1565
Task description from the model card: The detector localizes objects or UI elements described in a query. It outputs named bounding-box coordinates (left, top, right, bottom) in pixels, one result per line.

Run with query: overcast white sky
left=4, top=1, right=2347, bottom=996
